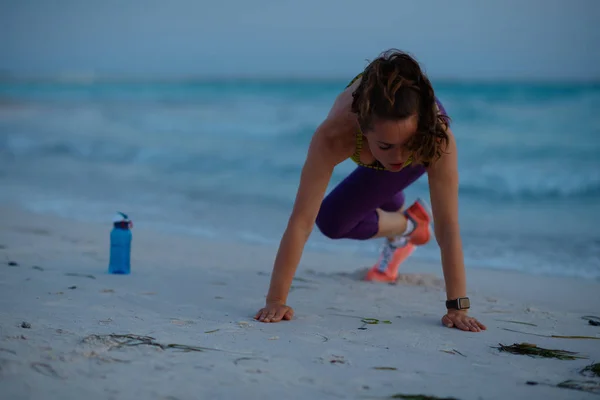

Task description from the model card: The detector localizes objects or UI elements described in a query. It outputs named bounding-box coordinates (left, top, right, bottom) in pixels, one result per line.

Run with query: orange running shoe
left=403, top=198, right=432, bottom=246
left=364, top=198, right=432, bottom=283
left=365, top=240, right=416, bottom=282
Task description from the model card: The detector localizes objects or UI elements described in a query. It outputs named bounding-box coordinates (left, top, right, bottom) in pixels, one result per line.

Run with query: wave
left=2, top=132, right=599, bottom=203
left=459, top=181, right=600, bottom=201
left=2, top=79, right=599, bottom=207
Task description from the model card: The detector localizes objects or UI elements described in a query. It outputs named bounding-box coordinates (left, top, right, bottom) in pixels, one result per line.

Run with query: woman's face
left=365, top=114, right=419, bottom=171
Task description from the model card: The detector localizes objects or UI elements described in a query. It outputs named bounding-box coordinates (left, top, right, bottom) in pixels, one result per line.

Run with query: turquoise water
left=0, top=79, right=599, bottom=279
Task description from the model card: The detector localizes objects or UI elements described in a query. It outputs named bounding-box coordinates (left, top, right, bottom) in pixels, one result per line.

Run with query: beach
left=1, top=1, right=599, bottom=398
left=1, top=79, right=599, bottom=281
left=1, top=205, right=599, bottom=400
left=2, top=3, right=599, bottom=398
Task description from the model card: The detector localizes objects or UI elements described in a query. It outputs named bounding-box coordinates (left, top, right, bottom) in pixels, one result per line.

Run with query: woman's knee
left=315, top=208, right=348, bottom=239
left=315, top=201, right=380, bottom=240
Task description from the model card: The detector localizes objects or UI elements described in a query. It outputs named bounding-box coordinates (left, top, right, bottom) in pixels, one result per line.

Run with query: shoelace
left=377, top=242, right=396, bottom=273
left=377, top=237, right=409, bottom=273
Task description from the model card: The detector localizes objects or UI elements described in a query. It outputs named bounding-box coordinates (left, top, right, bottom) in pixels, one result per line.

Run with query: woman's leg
left=315, top=164, right=426, bottom=240
left=315, top=96, right=448, bottom=240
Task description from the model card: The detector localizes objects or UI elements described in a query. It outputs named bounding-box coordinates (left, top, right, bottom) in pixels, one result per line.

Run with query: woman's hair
left=351, top=49, right=450, bottom=165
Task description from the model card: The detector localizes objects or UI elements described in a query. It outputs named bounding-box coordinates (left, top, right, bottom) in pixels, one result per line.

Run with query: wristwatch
left=446, top=297, right=470, bottom=310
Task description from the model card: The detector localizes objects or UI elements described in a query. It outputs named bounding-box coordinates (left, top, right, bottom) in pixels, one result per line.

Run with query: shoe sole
left=365, top=244, right=416, bottom=282
left=410, top=197, right=433, bottom=245
left=415, top=197, right=433, bottom=222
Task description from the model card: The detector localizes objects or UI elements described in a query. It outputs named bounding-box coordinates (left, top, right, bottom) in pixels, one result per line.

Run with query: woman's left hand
left=442, top=310, right=487, bottom=332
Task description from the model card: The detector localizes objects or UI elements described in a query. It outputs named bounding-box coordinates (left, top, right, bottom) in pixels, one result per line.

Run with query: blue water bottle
left=108, top=212, right=132, bottom=274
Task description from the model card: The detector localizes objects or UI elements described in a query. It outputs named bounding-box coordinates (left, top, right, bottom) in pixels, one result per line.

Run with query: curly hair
left=351, top=49, right=450, bottom=165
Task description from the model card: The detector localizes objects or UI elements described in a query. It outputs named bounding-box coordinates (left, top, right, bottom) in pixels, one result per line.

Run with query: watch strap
left=446, top=297, right=470, bottom=310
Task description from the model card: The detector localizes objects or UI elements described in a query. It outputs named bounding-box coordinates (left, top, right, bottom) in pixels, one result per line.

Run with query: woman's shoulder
left=324, top=90, right=359, bottom=143
left=306, top=91, right=358, bottom=164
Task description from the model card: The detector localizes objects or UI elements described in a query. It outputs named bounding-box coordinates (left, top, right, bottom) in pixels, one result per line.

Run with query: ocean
left=1, top=78, right=599, bottom=280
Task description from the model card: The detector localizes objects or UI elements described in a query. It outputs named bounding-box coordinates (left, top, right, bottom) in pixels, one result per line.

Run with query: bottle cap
left=113, top=212, right=133, bottom=229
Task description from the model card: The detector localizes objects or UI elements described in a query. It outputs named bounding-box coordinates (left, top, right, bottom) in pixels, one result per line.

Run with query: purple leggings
left=315, top=164, right=426, bottom=240
left=315, top=98, right=447, bottom=240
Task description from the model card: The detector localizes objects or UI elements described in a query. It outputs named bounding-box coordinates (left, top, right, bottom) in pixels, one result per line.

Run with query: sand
left=1, top=205, right=599, bottom=400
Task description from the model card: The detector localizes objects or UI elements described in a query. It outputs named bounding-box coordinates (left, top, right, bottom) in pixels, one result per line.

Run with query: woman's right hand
left=254, top=302, right=294, bottom=323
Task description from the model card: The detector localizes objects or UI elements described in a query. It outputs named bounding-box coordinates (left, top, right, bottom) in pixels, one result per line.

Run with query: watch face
left=459, top=298, right=470, bottom=309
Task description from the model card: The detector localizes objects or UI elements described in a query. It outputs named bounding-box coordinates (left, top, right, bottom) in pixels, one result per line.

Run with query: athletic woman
left=254, top=49, right=487, bottom=333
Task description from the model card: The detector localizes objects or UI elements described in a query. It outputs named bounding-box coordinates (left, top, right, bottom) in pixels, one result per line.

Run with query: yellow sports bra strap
left=346, top=73, right=363, bottom=89
left=351, top=130, right=363, bottom=162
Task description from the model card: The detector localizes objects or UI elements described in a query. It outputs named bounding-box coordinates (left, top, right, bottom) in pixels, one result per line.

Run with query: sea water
left=0, top=78, right=598, bottom=279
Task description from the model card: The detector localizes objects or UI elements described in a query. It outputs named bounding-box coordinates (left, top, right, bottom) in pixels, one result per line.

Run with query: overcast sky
left=1, top=0, right=599, bottom=80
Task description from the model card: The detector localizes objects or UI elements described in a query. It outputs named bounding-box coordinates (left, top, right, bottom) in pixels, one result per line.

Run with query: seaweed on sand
left=557, top=380, right=600, bottom=395
left=528, top=379, right=600, bottom=395
left=583, top=316, right=600, bottom=326
left=494, top=343, right=587, bottom=360
left=82, top=334, right=230, bottom=353
left=388, top=394, right=459, bottom=400
left=581, top=362, right=600, bottom=378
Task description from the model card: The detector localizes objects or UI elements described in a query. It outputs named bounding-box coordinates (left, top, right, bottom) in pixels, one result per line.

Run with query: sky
left=1, top=0, right=599, bottom=80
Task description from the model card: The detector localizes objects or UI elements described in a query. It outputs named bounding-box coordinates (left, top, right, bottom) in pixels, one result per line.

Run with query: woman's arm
left=427, top=128, right=486, bottom=332
left=426, top=129, right=466, bottom=300
left=256, top=116, right=353, bottom=322
left=267, top=122, right=338, bottom=303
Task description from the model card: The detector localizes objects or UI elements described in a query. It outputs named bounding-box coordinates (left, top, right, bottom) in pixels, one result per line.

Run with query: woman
left=254, top=49, right=486, bottom=333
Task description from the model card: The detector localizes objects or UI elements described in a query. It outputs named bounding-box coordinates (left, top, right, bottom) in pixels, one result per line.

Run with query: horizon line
left=1, top=72, right=599, bottom=85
